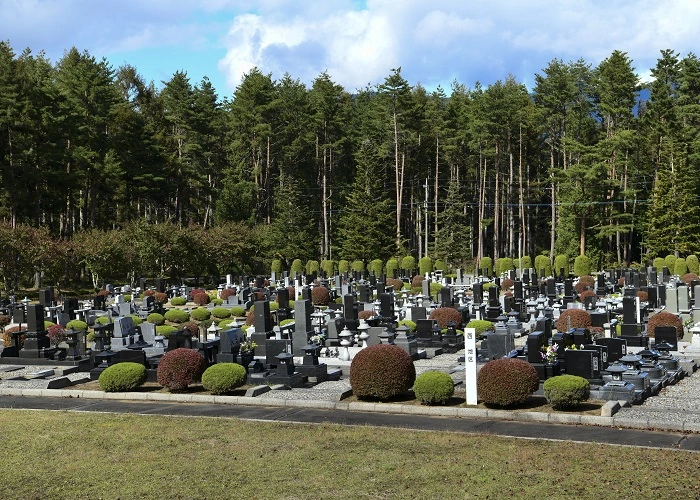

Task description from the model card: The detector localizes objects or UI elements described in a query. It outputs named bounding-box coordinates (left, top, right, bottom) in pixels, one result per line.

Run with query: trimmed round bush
left=465, top=319, right=495, bottom=337
left=369, top=259, right=384, bottom=276
left=413, top=371, right=454, bottom=405
left=321, top=259, right=335, bottom=276
left=271, top=259, right=283, bottom=274
left=99, top=362, right=147, bottom=392
left=350, top=344, right=416, bottom=400
left=398, top=319, right=416, bottom=331
left=554, top=254, right=569, bottom=275
left=686, top=255, right=699, bottom=274
left=311, top=286, right=331, bottom=306
left=495, top=257, right=514, bottom=276
left=429, top=307, right=463, bottom=329
left=211, top=298, right=223, bottom=306
left=153, top=292, right=168, bottom=303
left=193, top=292, right=211, bottom=306
left=434, top=259, right=448, bottom=272
left=290, top=259, right=304, bottom=275
left=156, top=325, right=178, bottom=338
left=147, top=312, right=165, bottom=326
left=664, top=254, right=677, bottom=274
left=543, top=375, right=590, bottom=409
left=682, top=272, right=700, bottom=285
left=579, top=289, right=596, bottom=302
left=385, top=258, right=399, bottom=277
left=419, top=256, right=433, bottom=276
left=386, top=278, right=404, bottom=291
left=501, top=278, right=514, bottom=291
left=338, top=259, right=350, bottom=273
left=351, top=260, right=365, bottom=272
left=66, top=319, right=88, bottom=331
left=170, top=296, right=187, bottom=306
left=94, top=316, right=109, bottom=326
left=164, top=308, right=189, bottom=324
left=573, top=254, right=592, bottom=277
left=517, top=256, right=532, bottom=269
left=653, top=257, right=665, bottom=272
left=647, top=311, right=683, bottom=339
left=230, top=306, right=245, bottom=317
left=157, top=348, right=206, bottom=391
left=401, top=255, right=416, bottom=272
left=3, top=326, right=25, bottom=349
left=674, top=257, right=688, bottom=276
left=429, top=282, right=443, bottom=297
left=358, top=310, right=375, bottom=321
left=201, top=363, right=247, bottom=395
left=220, top=288, right=237, bottom=301
left=477, top=358, right=539, bottom=407
left=479, top=256, right=493, bottom=275
left=534, top=255, right=551, bottom=277
left=128, top=315, right=143, bottom=326
left=306, top=260, right=320, bottom=274
left=181, top=322, right=199, bottom=336
left=190, top=307, right=211, bottom=321
left=556, top=309, right=592, bottom=332
left=411, top=274, right=424, bottom=289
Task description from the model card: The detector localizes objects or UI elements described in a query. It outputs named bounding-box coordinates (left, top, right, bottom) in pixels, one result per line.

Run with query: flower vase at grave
left=239, top=350, right=254, bottom=367
left=544, top=360, right=561, bottom=378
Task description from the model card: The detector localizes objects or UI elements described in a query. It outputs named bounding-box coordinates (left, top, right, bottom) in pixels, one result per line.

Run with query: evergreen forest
left=1, top=41, right=700, bottom=289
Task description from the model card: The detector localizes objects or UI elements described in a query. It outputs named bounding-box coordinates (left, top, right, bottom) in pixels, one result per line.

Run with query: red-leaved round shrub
left=555, top=309, right=592, bottom=332
left=500, top=278, right=514, bottom=291
left=350, top=344, right=416, bottom=400
left=578, top=290, right=596, bottom=302
left=311, top=286, right=331, bottom=306
left=143, top=290, right=155, bottom=297
left=286, top=286, right=296, bottom=300
left=429, top=307, right=463, bottom=329
left=477, top=358, right=539, bottom=407
left=578, top=275, right=595, bottom=287
left=181, top=322, right=200, bottom=336
left=154, top=292, right=168, bottom=303
left=193, top=292, right=211, bottom=306
left=386, top=278, right=405, bottom=291
left=358, top=309, right=375, bottom=321
left=189, top=288, right=206, bottom=300
left=682, top=273, right=700, bottom=285
left=220, top=288, right=237, bottom=301
left=156, top=348, right=206, bottom=391
left=2, top=325, right=25, bottom=349
left=97, top=290, right=110, bottom=297
left=636, top=290, right=649, bottom=301
left=411, top=274, right=425, bottom=289
left=47, top=324, right=67, bottom=347
left=647, top=311, right=684, bottom=339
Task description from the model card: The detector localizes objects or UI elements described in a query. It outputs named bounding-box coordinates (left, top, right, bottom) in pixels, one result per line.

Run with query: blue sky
left=2, top=0, right=699, bottom=98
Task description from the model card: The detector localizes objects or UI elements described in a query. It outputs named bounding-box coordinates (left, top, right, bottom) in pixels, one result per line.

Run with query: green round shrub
left=465, top=319, right=495, bottom=337
left=554, top=254, right=569, bottom=275
left=351, top=260, right=365, bottom=272
left=290, top=259, right=304, bottom=275
left=543, top=375, right=590, bottom=409
left=429, top=282, right=443, bottom=297
left=271, top=259, right=283, bottom=274
left=156, top=325, right=178, bottom=338
left=517, top=256, right=532, bottom=270
left=419, top=256, right=433, bottom=276
left=338, top=259, right=350, bottom=273
left=321, top=259, right=335, bottom=276
left=279, top=318, right=295, bottom=327
left=477, top=358, right=539, bottom=407
left=573, top=254, right=592, bottom=277
left=665, top=254, right=677, bottom=273
left=400, top=255, right=416, bottom=271
left=479, top=256, right=493, bottom=275
left=157, top=348, right=206, bottom=391
left=306, top=260, right=320, bottom=274
left=653, top=257, right=665, bottom=272
left=230, top=306, right=245, bottom=317
left=534, top=254, right=552, bottom=277
left=99, top=362, right=147, bottom=392
left=201, top=363, right=247, bottom=395
left=128, top=315, right=143, bottom=326
left=211, top=298, right=223, bottom=306
left=686, top=255, right=699, bottom=274
left=123, top=294, right=132, bottom=302
left=674, top=257, right=688, bottom=276
left=398, top=319, right=416, bottom=332
left=66, top=320, right=88, bottom=331
left=350, top=344, right=416, bottom=401
left=495, top=257, right=514, bottom=275
left=385, top=258, right=399, bottom=277
left=429, top=307, right=463, bottom=329
left=555, top=309, right=592, bottom=332
left=434, top=259, right=448, bottom=272
left=164, top=308, right=189, bottom=324
left=369, top=259, right=384, bottom=276
left=147, top=312, right=165, bottom=326
left=94, top=316, right=109, bottom=325
left=190, top=307, right=211, bottom=321
left=413, top=371, right=455, bottom=405
left=170, top=296, right=187, bottom=306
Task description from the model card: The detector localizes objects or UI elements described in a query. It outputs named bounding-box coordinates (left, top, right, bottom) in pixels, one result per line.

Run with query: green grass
left=0, top=410, right=697, bottom=499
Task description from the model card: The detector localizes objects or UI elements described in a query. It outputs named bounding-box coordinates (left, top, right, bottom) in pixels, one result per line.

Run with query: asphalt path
left=1, top=395, right=699, bottom=452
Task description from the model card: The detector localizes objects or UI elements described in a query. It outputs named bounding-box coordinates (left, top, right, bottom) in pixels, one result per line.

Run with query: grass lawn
left=0, top=410, right=697, bottom=499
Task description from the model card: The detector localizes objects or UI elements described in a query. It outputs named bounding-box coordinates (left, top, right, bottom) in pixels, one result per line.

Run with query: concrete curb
left=0, top=386, right=683, bottom=432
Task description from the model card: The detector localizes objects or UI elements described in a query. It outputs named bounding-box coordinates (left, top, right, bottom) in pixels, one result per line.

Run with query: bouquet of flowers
left=541, top=343, right=559, bottom=363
